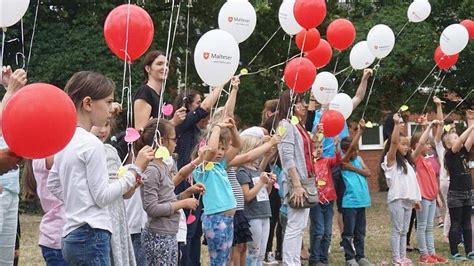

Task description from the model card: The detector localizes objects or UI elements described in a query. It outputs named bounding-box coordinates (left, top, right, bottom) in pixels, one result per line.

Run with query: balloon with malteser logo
left=218, top=0, right=257, bottom=43
left=194, top=29, right=240, bottom=87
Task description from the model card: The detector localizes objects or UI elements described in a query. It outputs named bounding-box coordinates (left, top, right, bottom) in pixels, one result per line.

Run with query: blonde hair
left=240, top=135, right=262, bottom=155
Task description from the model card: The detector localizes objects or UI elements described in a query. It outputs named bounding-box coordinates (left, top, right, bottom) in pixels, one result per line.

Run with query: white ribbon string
left=0, top=29, right=5, bottom=81
left=184, top=4, right=191, bottom=95
left=403, top=64, right=438, bottom=105
left=361, top=58, right=382, bottom=120
left=338, top=69, right=354, bottom=93
left=443, top=89, right=473, bottom=121
left=26, top=0, right=40, bottom=72
left=396, top=20, right=410, bottom=39
left=247, top=26, right=282, bottom=66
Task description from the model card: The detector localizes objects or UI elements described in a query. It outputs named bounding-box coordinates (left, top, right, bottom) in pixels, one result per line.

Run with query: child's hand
left=6, top=68, right=27, bottom=93
left=262, top=135, right=271, bottom=143
left=111, top=102, right=123, bottom=115
left=268, top=173, right=277, bottom=184
left=334, top=136, right=340, bottom=146
left=190, top=183, right=206, bottom=194
left=231, top=76, right=240, bottom=89
left=0, top=149, right=22, bottom=175
left=362, top=68, right=373, bottom=80
left=415, top=202, right=422, bottom=211
left=259, top=172, right=270, bottom=184
left=433, top=96, right=444, bottom=106
left=358, top=119, right=366, bottom=130
left=135, top=145, right=155, bottom=172
left=393, top=113, right=401, bottom=124
left=270, top=134, right=282, bottom=146
left=218, top=117, right=234, bottom=129
left=182, top=198, right=199, bottom=210
left=1, top=66, right=12, bottom=87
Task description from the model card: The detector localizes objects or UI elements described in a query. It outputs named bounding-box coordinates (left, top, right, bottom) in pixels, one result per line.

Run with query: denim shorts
left=447, top=190, right=472, bottom=209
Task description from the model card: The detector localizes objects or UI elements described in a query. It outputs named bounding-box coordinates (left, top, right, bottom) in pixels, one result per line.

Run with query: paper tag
left=124, top=128, right=140, bottom=143
left=317, top=133, right=324, bottom=142
left=443, top=125, right=451, bottom=132
left=399, top=105, right=409, bottom=111
left=317, top=179, right=327, bottom=187
left=155, top=146, right=171, bottom=160
left=204, top=162, right=215, bottom=171
left=365, top=121, right=374, bottom=128
left=240, top=68, right=248, bottom=75
left=162, top=104, right=174, bottom=116
left=291, top=116, right=299, bottom=125
left=117, top=166, right=127, bottom=177
left=252, top=176, right=269, bottom=202
left=277, top=126, right=286, bottom=136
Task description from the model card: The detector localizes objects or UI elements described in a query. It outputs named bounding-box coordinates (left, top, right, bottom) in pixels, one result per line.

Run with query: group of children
left=0, top=59, right=473, bottom=266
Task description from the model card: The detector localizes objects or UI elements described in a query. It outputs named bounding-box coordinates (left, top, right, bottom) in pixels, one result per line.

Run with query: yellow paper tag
left=400, top=105, right=409, bottom=111
left=317, top=179, right=326, bottom=187
left=204, top=162, right=215, bottom=171
left=277, top=126, right=286, bottom=136
left=117, top=166, right=127, bottom=177
left=443, top=125, right=451, bottom=132
left=317, top=133, right=324, bottom=142
left=155, top=146, right=171, bottom=160
left=290, top=116, right=299, bottom=125
left=365, top=121, right=374, bottom=128
left=240, top=68, right=248, bottom=75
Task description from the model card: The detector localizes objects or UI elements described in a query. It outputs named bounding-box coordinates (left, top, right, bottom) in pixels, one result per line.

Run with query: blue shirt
left=271, top=165, right=288, bottom=215
left=193, top=160, right=236, bottom=215
left=341, top=156, right=371, bottom=208
left=312, top=110, right=349, bottom=158
left=0, top=136, right=19, bottom=194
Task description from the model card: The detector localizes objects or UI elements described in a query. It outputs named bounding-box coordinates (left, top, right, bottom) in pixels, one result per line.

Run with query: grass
left=19, top=192, right=461, bottom=265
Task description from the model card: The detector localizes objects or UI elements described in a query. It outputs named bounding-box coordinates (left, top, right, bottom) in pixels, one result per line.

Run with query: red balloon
left=104, top=4, right=154, bottom=62
left=284, top=58, right=317, bottom=93
left=320, top=110, right=345, bottom=137
left=434, top=46, right=459, bottom=70
left=294, top=0, right=326, bottom=29
left=2, top=84, right=77, bottom=159
left=296, top=28, right=321, bottom=52
left=327, top=19, right=356, bottom=51
left=305, top=39, right=333, bottom=69
left=460, top=19, right=474, bottom=39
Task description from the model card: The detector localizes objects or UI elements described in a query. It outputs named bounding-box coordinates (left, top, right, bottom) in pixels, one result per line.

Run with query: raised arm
left=386, top=114, right=401, bottom=167
left=229, top=134, right=281, bottom=168
left=433, top=96, right=444, bottom=144
left=173, top=146, right=209, bottom=186
left=224, top=76, right=239, bottom=118
left=464, top=110, right=474, bottom=151
left=342, top=120, right=365, bottom=162
left=224, top=118, right=241, bottom=163
left=0, top=69, right=27, bottom=132
left=412, top=121, right=437, bottom=159
left=351, top=69, right=373, bottom=109
left=452, top=124, right=474, bottom=153
left=200, top=86, right=224, bottom=112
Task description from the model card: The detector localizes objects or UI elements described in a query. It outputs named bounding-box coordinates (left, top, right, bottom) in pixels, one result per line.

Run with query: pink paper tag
left=273, top=182, right=280, bottom=190
left=186, top=213, right=196, bottom=224
left=162, top=104, right=174, bottom=116
left=124, top=128, right=140, bottom=143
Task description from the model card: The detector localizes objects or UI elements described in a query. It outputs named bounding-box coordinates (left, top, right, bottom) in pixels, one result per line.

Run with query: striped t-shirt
left=228, top=168, right=245, bottom=210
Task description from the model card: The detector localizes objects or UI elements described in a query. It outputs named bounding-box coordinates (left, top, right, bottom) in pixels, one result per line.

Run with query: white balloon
left=440, top=23, right=469, bottom=56
left=278, top=0, right=302, bottom=36
left=349, top=41, right=376, bottom=70
left=218, top=0, right=257, bottom=43
left=367, top=24, right=396, bottom=59
left=312, top=72, right=338, bottom=105
left=0, top=0, right=30, bottom=28
left=407, top=0, right=431, bottom=23
left=329, top=93, right=353, bottom=120
left=194, top=30, right=240, bottom=87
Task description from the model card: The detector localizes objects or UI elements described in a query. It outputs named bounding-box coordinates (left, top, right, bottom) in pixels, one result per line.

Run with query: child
left=47, top=71, right=155, bottom=264
left=443, top=122, right=474, bottom=261
left=137, top=118, right=205, bottom=265
left=409, top=119, right=448, bottom=264
left=340, top=120, right=372, bottom=266
left=308, top=124, right=341, bottom=266
left=381, top=114, right=422, bottom=265
left=90, top=119, right=137, bottom=265
left=21, top=157, right=67, bottom=265
left=236, top=134, right=276, bottom=265
left=193, top=117, right=241, bottom=265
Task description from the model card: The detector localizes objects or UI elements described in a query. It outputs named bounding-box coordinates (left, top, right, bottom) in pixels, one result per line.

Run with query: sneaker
left=449, top=253, right=467, bottom=261
left=419, top=255, right=437, bottom=264
left=357, top=258, right=373, bottom=266
left=345, top=259, right=359, bottom=266
left=430, top=254, right=448, bottom=263
left=264, top=252, right=278, bottom=264
left=392, top=259, right=403, bottom=265
left=401, top=257, right=412, bottom=265
left=275, top=251, right=282, bottom=261
left=467, top=252, right=474, bottom=260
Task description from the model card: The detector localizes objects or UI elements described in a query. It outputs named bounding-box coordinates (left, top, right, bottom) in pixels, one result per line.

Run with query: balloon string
left=25, top=0, right=40, bottom=72
left=402, top=64, right=438, bottom=105
left=184, top=4, right=191, bottom=96
left=443, top=89, right=473, bottom=121
left=396, top=20, right=409, bottom=39
left=120, top=0, right=132, bottom=110
left=360, top=59, right=382, bottom=120
left=334, top=66, right=351, bottom=76
left=338, top=69, right=354, bottom=93
left=0, top=29, right=5, bottom=83
left=16, top=19, right=26, bottom=69
left=154, top=0, right=178, bottom=147
left=413, top=71, right=441, bottom=133
left=247, top=26, right=282, bottom=66
left=333, top=52, right=340, bottom=74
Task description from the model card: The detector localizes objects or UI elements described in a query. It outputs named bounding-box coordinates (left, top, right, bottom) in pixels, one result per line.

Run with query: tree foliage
left=1, top=0, right=472, bottom=128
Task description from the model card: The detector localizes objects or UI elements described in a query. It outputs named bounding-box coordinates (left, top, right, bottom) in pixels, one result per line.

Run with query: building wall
left=358, top=150, right=383, bottom=192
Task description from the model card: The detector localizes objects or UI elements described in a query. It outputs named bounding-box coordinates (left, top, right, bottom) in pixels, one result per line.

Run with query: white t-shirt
left=47, top=127, right=135, bottom=236
left=124, top=189, right=148, bottom=235
left=435, top=140, right=449, bottom=181
left=381, top=156, right=421, bottom=204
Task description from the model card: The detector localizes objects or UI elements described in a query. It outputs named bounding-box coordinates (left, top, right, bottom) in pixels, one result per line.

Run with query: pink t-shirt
left=415, top=156, right=439, bottom=201
left=33, top=159, right=65, bottom=249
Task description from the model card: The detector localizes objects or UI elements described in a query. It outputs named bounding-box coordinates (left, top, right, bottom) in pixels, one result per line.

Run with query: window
left=358, top=123, right=384, bottom=150
left=407, top=120, right=466, bottom=137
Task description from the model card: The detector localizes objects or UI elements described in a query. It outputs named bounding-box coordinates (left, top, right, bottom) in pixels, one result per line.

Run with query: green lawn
left=19, top=192, right=458, bottom=265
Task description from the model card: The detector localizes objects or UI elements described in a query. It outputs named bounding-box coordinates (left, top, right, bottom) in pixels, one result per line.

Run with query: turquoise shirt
left=0, top=136, right=20, bottom=194
left=341, top=156, right=371, bottom=208
left=193, top=160, right=236, bottom=215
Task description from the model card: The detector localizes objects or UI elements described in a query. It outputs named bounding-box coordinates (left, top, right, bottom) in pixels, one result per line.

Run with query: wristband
left=190, top=160, right=199, bottom=168
left=127, top=164, right=143, bottom=182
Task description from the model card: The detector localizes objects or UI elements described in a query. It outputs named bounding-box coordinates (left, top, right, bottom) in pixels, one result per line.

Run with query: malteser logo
left=227, top=16, right=251, bottom=24
left=228, top=16, right=233, bottom=23
left=203, top=52, right=210, bottom=60
left=203, top=52, right=233, bottom=64
left=374, top=45, right=379, bottom=50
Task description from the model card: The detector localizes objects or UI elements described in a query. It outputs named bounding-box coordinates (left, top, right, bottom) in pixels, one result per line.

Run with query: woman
left=275, top=90, right=314, bottom=265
